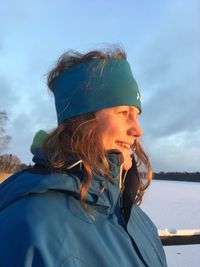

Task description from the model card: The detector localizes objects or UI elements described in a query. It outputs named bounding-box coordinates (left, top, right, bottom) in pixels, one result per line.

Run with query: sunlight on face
left=96, top=106, right=142, bottom=170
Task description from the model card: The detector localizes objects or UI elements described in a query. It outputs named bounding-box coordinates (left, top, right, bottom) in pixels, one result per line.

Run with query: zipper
left=119, top=166, right=128, bottom=192
left=119, top=166, right=128, bottom=222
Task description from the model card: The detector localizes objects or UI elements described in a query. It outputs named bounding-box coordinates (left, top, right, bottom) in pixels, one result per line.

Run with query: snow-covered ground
left=141, top=180, right=200, bottom=267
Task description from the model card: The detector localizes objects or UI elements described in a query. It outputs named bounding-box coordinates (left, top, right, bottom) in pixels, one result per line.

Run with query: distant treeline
left=0, top=154, right=29, bottom=173
left=153, top=172, right=200, bottom=182
left=1, top=153, right=200, bottom=183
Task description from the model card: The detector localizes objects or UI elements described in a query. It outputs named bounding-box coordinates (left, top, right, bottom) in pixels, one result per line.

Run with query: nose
left=127, top=119, right=143, bottom=138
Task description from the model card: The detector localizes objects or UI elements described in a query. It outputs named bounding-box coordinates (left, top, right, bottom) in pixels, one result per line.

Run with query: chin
left=122, top=161, right=132, bottom=171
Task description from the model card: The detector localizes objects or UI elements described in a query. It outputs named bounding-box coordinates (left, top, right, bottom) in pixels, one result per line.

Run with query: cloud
left=147, top=132, right=200, bottom=172
left=6, top=93, right=57, bottom=164
left=0, top=76, right=19, bottom=114
left=135, top=0, right=200, bottom=141
left=0, top=71, right=57, bottom=163
left=1, top=0, right=199, bottom=171
left=130, top=0, right=200, bottom=171
left=141, top=79, right=199, bottom=138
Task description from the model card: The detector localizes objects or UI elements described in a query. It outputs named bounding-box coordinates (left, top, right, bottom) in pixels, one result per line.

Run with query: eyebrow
left=114, top=106, right=141, bottom=115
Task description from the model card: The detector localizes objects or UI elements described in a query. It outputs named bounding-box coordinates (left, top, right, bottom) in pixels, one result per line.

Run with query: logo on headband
left=137, top=92, right=140, bottom=101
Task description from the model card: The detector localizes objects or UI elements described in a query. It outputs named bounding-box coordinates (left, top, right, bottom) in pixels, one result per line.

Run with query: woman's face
left=96, top=106, right=143, bottom=171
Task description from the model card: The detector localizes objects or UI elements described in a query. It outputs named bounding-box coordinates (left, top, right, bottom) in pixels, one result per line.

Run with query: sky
left=0, top=0, right=199, bottom=172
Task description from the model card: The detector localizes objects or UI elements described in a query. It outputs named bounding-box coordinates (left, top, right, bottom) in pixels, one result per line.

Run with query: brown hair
left=43, top=47, right=152, bottom=205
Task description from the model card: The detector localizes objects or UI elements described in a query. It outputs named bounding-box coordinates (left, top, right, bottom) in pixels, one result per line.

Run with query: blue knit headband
left=51, top=58, right=141, bottom=125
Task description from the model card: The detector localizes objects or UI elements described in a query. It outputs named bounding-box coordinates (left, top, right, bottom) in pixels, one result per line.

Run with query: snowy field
left=141, top=180, right=200, bottom=267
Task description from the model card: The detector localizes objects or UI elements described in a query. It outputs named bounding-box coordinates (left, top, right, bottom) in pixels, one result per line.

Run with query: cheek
left=100, top=130, right=115, bottom=148
left=98, top=123, right=121, bottom=148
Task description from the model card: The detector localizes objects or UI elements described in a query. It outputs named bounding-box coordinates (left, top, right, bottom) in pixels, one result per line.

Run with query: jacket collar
left=65, top=150, right=124, bottom=215
left=0, top=150, right=124, bottom=216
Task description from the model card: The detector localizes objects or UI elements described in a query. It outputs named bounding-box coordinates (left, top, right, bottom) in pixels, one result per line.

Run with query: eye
left=119, top=110, right=128, bottom=117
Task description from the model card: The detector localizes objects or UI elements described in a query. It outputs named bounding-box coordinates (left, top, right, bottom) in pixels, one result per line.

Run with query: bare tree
left=0, top=111, right=11, bottom=153
left=0, top=154, right=21, bottom=173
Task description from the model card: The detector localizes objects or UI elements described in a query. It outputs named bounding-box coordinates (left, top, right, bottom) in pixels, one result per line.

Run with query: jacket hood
left=0, top=148, right=124, bottom=216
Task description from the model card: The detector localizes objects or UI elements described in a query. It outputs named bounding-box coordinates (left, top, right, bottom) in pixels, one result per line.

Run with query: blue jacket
left=0, top=150, right=167, bottom=267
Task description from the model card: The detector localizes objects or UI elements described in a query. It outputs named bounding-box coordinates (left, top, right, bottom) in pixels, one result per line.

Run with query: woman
left=0, top=47, right=167, bottom=266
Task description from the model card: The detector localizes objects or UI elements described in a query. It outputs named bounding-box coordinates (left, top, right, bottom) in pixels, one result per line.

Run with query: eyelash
left=119, top=111, right=128, bottom=116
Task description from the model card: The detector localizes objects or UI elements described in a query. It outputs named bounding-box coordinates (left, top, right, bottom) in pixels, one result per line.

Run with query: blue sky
left=0, top=0, right=199, bottom=172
